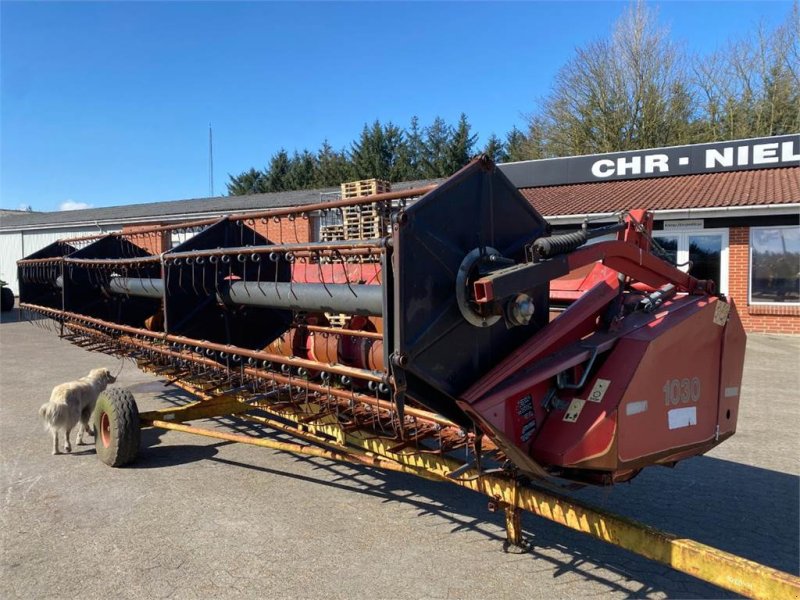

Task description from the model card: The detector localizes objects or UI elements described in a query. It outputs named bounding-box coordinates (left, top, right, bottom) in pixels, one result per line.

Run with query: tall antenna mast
left=208, top=122, right=215, bottom=197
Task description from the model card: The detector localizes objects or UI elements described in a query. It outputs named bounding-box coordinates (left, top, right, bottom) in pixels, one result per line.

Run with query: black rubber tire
left=0, top=287, right=14, bottom=312
left=94, top=388, right=140, bottom=467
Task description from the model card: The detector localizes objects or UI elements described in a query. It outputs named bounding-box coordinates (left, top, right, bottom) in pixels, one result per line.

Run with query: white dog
left=39, top=368, right=116, bottom=454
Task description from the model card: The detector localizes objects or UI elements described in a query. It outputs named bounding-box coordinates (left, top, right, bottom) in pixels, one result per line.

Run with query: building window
left=170, top=230, right=198, bottom=249
left=750, top=226, right=800, bottom=305
left=653, top=229, right=729, bottom=295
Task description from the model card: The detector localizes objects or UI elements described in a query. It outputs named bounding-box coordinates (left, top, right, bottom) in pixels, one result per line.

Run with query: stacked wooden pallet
left=340, top=179, right=390, bottom=240
left=319, top=180, right=391, bottom=324
left=319, top=225, right=345, bottom=242
left=325, top=313, right=349, bottom=328
left=340, top=178, right=391, bottom=199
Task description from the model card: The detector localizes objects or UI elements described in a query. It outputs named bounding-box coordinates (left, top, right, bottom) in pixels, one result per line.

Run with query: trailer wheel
left=94, top=388, right=140, bottom=467
left=0, top=287, right=14, bottom=312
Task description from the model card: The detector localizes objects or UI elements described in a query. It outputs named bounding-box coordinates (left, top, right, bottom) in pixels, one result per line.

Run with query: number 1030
left=663, top=377, right=701, bottom=405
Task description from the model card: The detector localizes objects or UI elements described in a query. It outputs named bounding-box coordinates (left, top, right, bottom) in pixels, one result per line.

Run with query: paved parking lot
left=1, top=307, right=798, bottom=599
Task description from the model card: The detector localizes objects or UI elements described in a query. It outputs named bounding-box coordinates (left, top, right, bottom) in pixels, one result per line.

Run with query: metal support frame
left=133, top=370, right=799, bottom=600
left=473, top=239, right=709, bottom=305
left=504, top=505, right=523, bottom=548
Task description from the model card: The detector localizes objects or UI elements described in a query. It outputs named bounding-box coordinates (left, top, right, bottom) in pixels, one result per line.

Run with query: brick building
left=2, top=134, right=798, bottom=333
left=504, top=134, right=799, bottom=334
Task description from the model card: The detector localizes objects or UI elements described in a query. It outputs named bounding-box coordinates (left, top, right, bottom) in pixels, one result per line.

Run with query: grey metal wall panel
left=0, top=232, right=23, bottom=295
left=1, top=227, right=117, bottom=296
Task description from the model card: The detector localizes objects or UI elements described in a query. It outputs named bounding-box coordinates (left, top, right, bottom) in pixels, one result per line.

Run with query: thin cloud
left=59, top=200, right=92, bottom=211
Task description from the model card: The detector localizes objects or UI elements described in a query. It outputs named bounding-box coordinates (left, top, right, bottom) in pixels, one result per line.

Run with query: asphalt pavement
left=1, top=307, right=798, bottom=599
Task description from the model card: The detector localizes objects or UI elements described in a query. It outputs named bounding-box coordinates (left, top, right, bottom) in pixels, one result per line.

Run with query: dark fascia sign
left=499, top=133, right=800, bottom=188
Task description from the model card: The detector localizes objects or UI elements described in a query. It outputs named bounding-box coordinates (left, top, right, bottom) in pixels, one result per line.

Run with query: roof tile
left=520, top=167, right=800, bottom=216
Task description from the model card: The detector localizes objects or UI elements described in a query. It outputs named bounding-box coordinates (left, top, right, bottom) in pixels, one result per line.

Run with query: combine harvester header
left=18, top=156, right=797, bottom=598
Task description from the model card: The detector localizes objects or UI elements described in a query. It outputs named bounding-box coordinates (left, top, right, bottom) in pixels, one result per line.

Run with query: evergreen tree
left=285, top=150, right=318, bottom=190
left=384, top=122, right=409, bottom=182
left=505, top=127, right=531, bottom=162
left=227, top=168, right=266, bottom=195
left=404, top=116, right=425, bottom=179
left=351, top=121, right=387, bottom=179
left=525, top=117, right=549, bottom=159
left=350, top=120, right=411, bottom=181
left=446, top=113, right=478, bottom=173
left=665, top=80, right=696, bottom=145
left=422, top=117, right=452, bottom=178
left=483, top=133, right=507, bottom=163
left=315, top=140, right=352, bottom=187
left=265, top=149, right=291, bottom=192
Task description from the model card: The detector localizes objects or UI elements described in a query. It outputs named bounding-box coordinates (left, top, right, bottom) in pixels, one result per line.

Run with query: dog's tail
left=39, top=402, right=68, bottom=429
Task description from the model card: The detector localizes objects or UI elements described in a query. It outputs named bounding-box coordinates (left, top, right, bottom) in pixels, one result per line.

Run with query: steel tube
left=57, top=240, right=383, bottom=267
left=57, top=184, right=437, bottom=243
left=61, top=248, right=381, bottom=265
left=66, top=256, right=161, bottom=265
left=236, top=414, right=442, bottom=484
left=55, top=317, right=455, bottom=427
left=148, top=341, right=450, bottom=425
left=301, top=324, right=383, bottom=340
left=54, top=275, right=162, bottom=297
left=165, top=240, right=385, bottom=261
left=23, top=303, right=385, bottom=382
left=17, top=257, right=65, bottom=265
left=224, top=282, right=383, bottom=316
left=24, top=302, right=460, bottom=426
left=145, top=419, right=439, bottom=480
left=108, top=276, right=164, bottom=299
left=87, top=272, right=383, bottom=315
left=229, top=184, right=434, bottom=223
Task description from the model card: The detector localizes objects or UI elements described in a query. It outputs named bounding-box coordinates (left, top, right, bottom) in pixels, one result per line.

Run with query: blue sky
left=0, top=1, right=792, bottom=212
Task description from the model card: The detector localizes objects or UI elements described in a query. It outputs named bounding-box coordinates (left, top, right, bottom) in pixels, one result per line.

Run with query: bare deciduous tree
left=518, top=0, right=798, bottom=158
left=531, top=1, right=692, bottom=156
left=694, top=3, right=799, bottom=140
